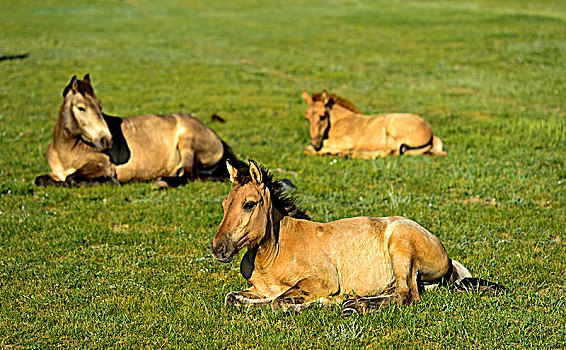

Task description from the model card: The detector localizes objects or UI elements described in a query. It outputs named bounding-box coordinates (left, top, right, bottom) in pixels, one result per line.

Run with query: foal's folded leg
left=271, top=279, right=336, bottom=312
left=341, top=295, right=395, bottom=317
left=224, top=289, right=273, bottom=309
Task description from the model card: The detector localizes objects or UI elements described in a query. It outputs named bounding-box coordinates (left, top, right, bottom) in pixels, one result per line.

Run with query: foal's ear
left=322, top=89, right=334, bottom=109
left=248, top=159, right=263, bottom=187
left=83, top=74, right=91, bottom=84
left=302, top=90, right=311, bottom=103
left=63, top=75, right=78, bottom=97
left=226, top=161, right=239, bottom=185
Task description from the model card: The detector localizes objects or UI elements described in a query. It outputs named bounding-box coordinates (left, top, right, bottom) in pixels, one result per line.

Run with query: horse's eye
left=243, top=201, right=257, bottom=210
left=77, top=106, right=86, bottom=112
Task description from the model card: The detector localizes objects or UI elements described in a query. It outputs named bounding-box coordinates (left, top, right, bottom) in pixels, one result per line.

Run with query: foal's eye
left=243, top=201, right=257, bottom=210
left=77, top=106, right=86, bottom=112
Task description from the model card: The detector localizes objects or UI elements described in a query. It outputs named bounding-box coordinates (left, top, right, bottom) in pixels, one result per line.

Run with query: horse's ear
left=226, top=161, right=239, bottom=185
left=83, top=74, right=91, bottom=84
left=63, top=75, right=78, bottom=97
left=302, top=90, right=311, bottom=103
left=322, top=90, right=334, bottom=109
left=248, top=159, right=263, bottom=187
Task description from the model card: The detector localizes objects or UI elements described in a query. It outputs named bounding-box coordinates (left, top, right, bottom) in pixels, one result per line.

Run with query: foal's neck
left=329, top=104, right=358, bottom=121
left=52, top=106, right=91, bottom=154
left=255, top=205, right=286, bottom=268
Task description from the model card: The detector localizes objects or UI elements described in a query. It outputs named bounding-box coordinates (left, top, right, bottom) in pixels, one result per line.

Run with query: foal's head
left=302, top=90, right=331, bottom=151
left=211, top=160, right=308, bottom=263
left=61, top=74, right=112, bottom=151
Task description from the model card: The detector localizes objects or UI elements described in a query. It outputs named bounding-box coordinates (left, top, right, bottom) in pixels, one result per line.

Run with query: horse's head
left=61, top=74, right=112, bottom=151
left=211, top=160, right=273, bottom=263
left=302, top=90, right=332, bottom=151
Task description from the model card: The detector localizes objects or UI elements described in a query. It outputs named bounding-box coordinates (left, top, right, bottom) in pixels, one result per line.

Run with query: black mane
left=235, top=165, right=310, bottom=220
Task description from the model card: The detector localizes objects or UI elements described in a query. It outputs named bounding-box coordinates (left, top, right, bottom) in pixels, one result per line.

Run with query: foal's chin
left=214, top=255, right=235, bottom=264
left=211, top=245, right=239, bottom=263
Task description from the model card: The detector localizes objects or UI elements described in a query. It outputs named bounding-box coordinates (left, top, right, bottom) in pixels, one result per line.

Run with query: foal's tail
left=446, top=259, right=505, bottom=293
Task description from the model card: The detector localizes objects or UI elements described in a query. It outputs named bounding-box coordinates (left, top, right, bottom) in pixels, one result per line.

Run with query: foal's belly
left=336, top=245, right=395, bottom=296
left=321, top=217, right=398, bottom=296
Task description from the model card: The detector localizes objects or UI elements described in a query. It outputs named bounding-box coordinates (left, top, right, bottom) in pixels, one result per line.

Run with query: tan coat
left=36, top=75, right=236, bottom=187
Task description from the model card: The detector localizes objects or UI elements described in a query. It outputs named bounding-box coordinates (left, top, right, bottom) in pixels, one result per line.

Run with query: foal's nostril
left=211, top=241, right=225, bottom=256
left=100, top=135, right=112, bottom=150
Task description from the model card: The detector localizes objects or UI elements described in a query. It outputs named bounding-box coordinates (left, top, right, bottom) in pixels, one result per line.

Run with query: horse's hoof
left=341, top=307, right=359, bottom=318
left=303, top=145, right=317, bottom=155
left=342, top=299, right=357, bottom=309
left=152, top=180, right=169, bottom=190
left=224, top=292, right=242, bottom=307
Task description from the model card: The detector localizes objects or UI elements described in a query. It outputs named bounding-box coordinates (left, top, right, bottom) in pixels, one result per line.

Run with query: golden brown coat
left=211, top=161, right=502, bottom=316
left=302, top=90, right=447, bottom=158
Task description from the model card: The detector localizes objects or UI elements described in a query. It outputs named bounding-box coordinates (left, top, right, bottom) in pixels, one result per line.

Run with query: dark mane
left=62, top=77, right=96, bottom=97
left=234, top=166, right=310, bottom=220
left=311, top=91, right=362, bottom=114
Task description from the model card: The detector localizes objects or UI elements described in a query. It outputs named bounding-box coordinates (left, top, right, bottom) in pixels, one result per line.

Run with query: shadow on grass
left=0, top=53, right=29, bottom=62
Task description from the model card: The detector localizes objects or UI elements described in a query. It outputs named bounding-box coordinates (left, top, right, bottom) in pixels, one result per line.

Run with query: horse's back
left=115, top=113, right=223, bottom=181
left=297, top=216, right=405, bottom=295
left=309, top=216, right=446, bottom=295
left=384, top=113, right=434, bottom=145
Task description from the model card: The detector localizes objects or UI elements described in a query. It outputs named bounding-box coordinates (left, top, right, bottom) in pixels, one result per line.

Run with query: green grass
left=1, top=0, right=565, bottom=348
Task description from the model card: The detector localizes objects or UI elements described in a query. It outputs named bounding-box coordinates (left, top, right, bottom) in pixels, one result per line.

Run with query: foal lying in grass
left=35, top=74, right=241, bottom=188
left=211, top=160, right=503, bottom=316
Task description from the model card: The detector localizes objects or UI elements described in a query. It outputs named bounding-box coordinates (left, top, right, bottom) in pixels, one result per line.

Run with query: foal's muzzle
left=211, top=240, right=236, bottom=263
left=95, top=135, right=112, bottom=152
left=311, top=137, right=324, bottom=151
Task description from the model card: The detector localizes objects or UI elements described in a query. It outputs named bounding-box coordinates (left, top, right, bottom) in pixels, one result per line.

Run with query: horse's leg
left=65, top=162, right=118, bottom=187
left=450, top=277, right=505, bottom=293
left=224, top=288, right=273, bottom=309
left=271, top=279, right=336, bottom=312
left=341, top=294, right=396, bottom=317
left=178, top=140, right=198, bottom=181
left=350, top=150, right=390, bottom=158
left=386, top=225, right=421, bottom=306
left=35, top=174, right=71, bottom=187
left=153, top=147, right=198, bottom=188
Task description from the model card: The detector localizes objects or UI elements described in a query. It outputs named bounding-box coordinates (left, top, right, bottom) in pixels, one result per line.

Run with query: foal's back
left=114, top=113, right=224, bottom=182
left=284, top=215, right=449, bottom=296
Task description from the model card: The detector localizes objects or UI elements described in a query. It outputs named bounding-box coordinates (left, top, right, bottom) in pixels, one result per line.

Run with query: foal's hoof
left=342, top=298, right=357, bottom=310
left=303, top=145, right=317, bottom=155
left=224, top=292, right=243, bottom=307
left=341, top=307, right=359, bottom=318
left=152, top=180, right=169, bottom=190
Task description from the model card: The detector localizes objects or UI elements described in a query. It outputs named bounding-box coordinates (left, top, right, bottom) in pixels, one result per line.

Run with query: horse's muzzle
left=94, top=135, right=112, bottom=152
left=311, top=137, right=323, bottom=151
left=211, top=240, right=236, bottom=263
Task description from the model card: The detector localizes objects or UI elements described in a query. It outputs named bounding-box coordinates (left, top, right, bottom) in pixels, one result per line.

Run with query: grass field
left=1, top=0, right=565, bottom=348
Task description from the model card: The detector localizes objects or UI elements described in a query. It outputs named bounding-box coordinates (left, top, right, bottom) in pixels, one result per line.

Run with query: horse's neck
left=329, top=105, right=359, bottom=122
left=254, top=207, right=287, bottom=269
left=52, top=110, right=75, bottom=148
left=52, top=108, right=93, bottom=157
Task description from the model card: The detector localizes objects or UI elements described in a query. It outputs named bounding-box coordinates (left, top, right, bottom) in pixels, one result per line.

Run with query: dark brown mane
left=311, top=91, right=362, bottom=114
left=235, top=165, right=310, bottom=220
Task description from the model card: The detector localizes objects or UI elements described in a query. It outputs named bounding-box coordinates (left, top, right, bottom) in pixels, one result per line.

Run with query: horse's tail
left=428, top=136, right=447, bottom=157
left=446, top=259, right=505, bottom=293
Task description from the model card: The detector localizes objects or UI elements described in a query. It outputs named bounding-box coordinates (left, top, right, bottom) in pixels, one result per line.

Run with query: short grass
left=1, top=0, right=565, bottom=348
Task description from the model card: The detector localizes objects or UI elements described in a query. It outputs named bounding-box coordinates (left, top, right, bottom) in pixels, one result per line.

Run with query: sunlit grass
left=0, top=0, right=564, bottom=348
